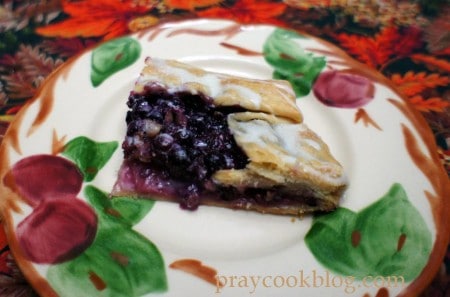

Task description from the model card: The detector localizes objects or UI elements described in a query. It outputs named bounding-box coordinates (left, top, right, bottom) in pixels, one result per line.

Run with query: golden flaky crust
left=212, top=112, right=347, bottom=214
left=116, top=58, right=347, bottom=215
left=138, top=58, right=302, bottom=122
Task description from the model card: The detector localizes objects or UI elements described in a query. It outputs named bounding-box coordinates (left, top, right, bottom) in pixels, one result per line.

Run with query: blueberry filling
left=122, top=84, right=323, bottom=211
left=122, top=84, right=249, bottom=209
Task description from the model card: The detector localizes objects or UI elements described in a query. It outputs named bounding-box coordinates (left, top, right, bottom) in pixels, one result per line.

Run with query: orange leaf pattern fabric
left=408, top=96, right=450, bottom=113
left=391, top=72, right=450, bottom=97
left=197, top=0, right=287, bottom=25
left=164, top=0, right=223, bottom=10
left=335, top=26, right=447, bottom=114
left=391, top=71, right=450, bottom=112
left=411, top=54, right=450, bottom=73
left=334, top=26, right=422, bottom=69
left=36, top=0, right=152, bottom=40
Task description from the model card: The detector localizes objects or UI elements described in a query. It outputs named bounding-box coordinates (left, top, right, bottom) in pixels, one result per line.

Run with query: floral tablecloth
left=0, top=0, right=449, bottom=296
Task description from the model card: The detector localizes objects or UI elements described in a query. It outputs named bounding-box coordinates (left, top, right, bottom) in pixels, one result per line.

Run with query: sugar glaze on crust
left=137, top=58, right=302, bottom=123
left=112, top=57, right=347, bottom=215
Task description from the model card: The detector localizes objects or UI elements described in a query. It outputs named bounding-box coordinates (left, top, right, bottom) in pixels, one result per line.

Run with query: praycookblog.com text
left=214, top=270, right=406, bottom=294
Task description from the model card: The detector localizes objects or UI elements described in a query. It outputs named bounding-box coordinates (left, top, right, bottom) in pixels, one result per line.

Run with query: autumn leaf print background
left=0, top=0, right=449, bottom=296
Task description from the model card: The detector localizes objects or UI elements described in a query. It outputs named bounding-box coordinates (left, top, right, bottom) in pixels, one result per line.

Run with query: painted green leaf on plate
left=86, top=184, right=155, bottom=227
left=62, top=136, right=118, bottom=182
left=305, top=183, right=432, bottom=281
left=263, top=28, right=326, bottom=97
left=47, top=186, right=166, bottom=297
left=90, top=37, right=141, bottom=87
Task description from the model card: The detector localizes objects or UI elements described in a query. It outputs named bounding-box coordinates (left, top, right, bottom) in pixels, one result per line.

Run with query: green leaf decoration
left=86, top=185, right=155, bottom=227
left=305, top=183, right=432, bottom=281
left=62, top=136, right=118, bottom=182
left=263, top=28, right=326, bottom=97
left=47, top=186, right=166, bottom=297
left=90, top=37, right=141, bottom=87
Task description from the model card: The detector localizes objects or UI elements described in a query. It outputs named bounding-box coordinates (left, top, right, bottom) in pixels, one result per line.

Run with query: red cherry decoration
left=16, top=196, right=97, bottom=264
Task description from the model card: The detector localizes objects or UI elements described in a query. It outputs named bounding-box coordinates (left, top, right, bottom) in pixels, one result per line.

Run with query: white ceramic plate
left=0, top=19, right=448, bottom=297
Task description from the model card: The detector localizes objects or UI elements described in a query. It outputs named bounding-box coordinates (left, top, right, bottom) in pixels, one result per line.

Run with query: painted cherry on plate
left=8, top=154, right=97, bottom=264
left=312, top=70, right=375, bottom=108
left=8, top=154, right=83, bottom=207
left=16, top=196, right=97, bottom=264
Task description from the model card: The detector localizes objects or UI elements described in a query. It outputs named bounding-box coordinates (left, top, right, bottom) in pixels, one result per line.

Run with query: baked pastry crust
left=137, top=58, right=302, bottom=123
left=112, top=57, right=347, bottom=215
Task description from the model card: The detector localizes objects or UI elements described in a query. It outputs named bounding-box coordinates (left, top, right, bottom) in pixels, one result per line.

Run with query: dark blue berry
left=154, top=133, right=174, bottom=149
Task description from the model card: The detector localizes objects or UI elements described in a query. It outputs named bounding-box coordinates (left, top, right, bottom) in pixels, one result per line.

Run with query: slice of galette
left=111, top=57, right=347, bottom=215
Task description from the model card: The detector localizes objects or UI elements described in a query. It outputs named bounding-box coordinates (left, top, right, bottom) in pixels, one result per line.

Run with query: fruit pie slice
left=111, top=58, right=347, bottom=215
